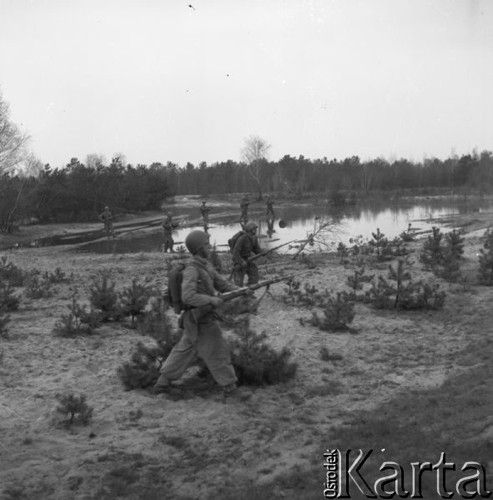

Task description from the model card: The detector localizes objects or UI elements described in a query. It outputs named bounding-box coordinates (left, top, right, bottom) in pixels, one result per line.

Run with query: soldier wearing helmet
left=153, top=230, right=251, bottom=401
left=99, top=205, right=115, bottom=238
left=232, top=221, right=262, bottom=286
left=162, top=212, right=178, bottom=253
left=200, top=201, right=212, bottom=229
left=239, top=195, right=250, bottom=225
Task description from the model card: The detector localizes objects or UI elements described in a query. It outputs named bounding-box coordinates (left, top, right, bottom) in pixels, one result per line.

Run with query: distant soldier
left=200, top=201, right=212, bottom=228
left=162, top=212, right=178, bottom=253
left=99, top=206, right=115, bottom=238
left=265, top=197, right=275, bottom=219
left=232, top=221, right=262, bottom=286
left=239, top=195, right=250, bottom=226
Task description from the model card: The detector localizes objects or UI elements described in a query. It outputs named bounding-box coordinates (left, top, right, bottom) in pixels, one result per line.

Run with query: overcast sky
left=0, top=0, right=492, bottom=169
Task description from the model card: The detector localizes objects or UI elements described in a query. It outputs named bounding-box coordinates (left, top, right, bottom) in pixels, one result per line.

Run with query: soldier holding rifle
left=231, top=221, right=262, bottom=287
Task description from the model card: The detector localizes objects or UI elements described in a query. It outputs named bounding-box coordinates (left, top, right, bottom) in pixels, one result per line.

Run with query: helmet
left=244, top=222, right=258, bottom=232
left=185, top=230, right=209, bottom=254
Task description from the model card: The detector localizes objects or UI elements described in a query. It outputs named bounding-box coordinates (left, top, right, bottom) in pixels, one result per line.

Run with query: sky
left=0, top=0, right=492, bottom=169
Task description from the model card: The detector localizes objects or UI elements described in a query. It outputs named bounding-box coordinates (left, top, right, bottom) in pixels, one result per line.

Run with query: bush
left=0, top=308, right=10, bottom=338
left=53, top=296, right=101, bottom=337
left=310, top=291, right=355, bottom=332
left=24, top=271, right=54, bottom=299
left=119, top=278, right=155, bottom=327
left=367, top=259, right=446, bottom=310
left=118, top=305, right=180, bottom=390
left=346, top=267, right=374, bottom=300
left=0, top=256, right=25, bottom=286
left=230, top=320, right=297, bottom=386
left=478, top=229, right=493, bottom=285
left=0, top=282, right=20, bottom=311
left=89, top=272, right=121, bottom=321
left=55, top=393, right=93, bottom=426
left=420, top=226, right=444, bottom=268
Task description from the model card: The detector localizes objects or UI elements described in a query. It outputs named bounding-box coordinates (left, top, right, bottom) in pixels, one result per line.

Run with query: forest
left=1, top=150, right=493, bottom=231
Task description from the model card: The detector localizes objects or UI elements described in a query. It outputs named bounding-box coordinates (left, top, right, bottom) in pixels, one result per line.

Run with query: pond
left=75, top=196, right=493, bottom=255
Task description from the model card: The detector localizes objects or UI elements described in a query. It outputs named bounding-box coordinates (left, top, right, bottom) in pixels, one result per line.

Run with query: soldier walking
left=162, top=212, right=177, bottom=253
left=153, top=230, right=252, bottom=401
left=239, top=195, right=250, bottom=226
left=99, top=206, right=115, bottom=238
left=231, top=221, right=262, bottom=286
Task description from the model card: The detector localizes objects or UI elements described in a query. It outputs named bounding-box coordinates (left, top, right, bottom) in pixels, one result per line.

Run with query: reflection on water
left=76, top=198, right=493, bottom=254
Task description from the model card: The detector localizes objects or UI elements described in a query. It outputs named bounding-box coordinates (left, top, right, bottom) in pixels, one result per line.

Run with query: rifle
left=218, top=272, right=302, bottom=302
left=247, top=239, right=297, bottom=263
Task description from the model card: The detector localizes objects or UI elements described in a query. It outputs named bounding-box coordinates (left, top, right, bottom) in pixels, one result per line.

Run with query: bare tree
left=0, top=91, right=30, bottom=174
left=241, top=135, right=270, bottom=200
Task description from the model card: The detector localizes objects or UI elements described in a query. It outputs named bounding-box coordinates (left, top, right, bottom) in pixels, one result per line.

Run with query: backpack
left=228, top=231, right=244, bottom=252
left=167, top=261, right=187, bottom=313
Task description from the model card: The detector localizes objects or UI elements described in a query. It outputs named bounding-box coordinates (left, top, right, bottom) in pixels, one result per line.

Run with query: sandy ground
left=0, top=210, right=492, bottom=499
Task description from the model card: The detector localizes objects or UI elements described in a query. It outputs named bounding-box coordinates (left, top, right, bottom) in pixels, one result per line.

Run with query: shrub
left=89, top=272, right=120, bottom=321
left=346, top=267, right=374, bottom=300
left=420, top=226, right=444, bottom=268
left=230, top=320, right=297, bottom=386
left=367, top=259, right=446, bottom=310
left=478, top=229, right=493, bottom=285
left=118, top=307, right=180, bottom=390
left=53, top=296, right=101, bottom=337
left=0, top=282, right=20, bottom=311
left=44, top=267, right=71, bottom=284
left=24, top=272, right=54, bottom=299
left=55, top=393, right=93, bottom=426
left=0, top=256, right=25, bottom=286
left=119, top=278, right=154, bottom=327
left=310, top=291, right=355, bottom=332
left=0, top=308, right=10, bottom=338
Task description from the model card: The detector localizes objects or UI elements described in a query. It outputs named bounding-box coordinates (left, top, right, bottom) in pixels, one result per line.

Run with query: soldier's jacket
left=182, top=256, right=237, bottom=310
left=232, top=233, right=261, bottom=266
left=162, top=220, right=174, bottom=236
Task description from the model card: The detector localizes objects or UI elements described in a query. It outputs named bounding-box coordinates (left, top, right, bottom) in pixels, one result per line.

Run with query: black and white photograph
left=0, top=1, right=492, bottom=498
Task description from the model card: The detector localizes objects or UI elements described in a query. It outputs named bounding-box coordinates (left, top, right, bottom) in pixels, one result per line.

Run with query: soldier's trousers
left=233, top=262, right=259, bottom=287
left=158, top=311, right=237, bottom=387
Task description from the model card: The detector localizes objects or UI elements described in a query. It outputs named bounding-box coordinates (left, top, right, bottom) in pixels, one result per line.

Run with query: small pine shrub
left=310, top=291, right=355, bottom=332
left=24, top=272, right=54, bottom=299
left=118, top=307, right=180, bottom=390
left=368, top=259, right=445, bottom=310
left=89, top=272, right=120, bottom=321
left=0, top=282, right=20, bottom=311
left=119, top=278, right=154, bottom=327
left=53, top=296, right=101, bottom=337
left=478, top=229, right=493, bottom=285
left=230, top=320, right=297, bottom=386
left=55, top=393, right=93, bottom=426
left=346, top=267, right=374, bottom=300
left=0, top=256, right=26, bottom=286
left=420, top=226, right=444, bottom=268
left=44, top=267, right=71, bottom=284
left=444, top=229, right=465, bottom=260
left=0, top=309, right=10, bottom=338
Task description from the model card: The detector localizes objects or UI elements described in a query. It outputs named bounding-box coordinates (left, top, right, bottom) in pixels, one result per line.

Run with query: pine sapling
left=0, top=282, right=20, bottom=311
left=55, top=393, right=93, bottom=426
left=89, top=273, right=120, bottom=321
left=420, top=226, right=444, bottom=268
left=310, top=291, right=355, bottom=332
left=119, top=278, right=154, bottom=327
left=478, top=229, right=493, bottom=285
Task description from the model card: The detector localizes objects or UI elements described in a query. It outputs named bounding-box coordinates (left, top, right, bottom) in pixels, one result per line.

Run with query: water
left=75, top=196, right=493, bottom=254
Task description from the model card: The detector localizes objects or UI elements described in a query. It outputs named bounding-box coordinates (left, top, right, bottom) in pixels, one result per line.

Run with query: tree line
left=1, top=150, right=493, bottom=232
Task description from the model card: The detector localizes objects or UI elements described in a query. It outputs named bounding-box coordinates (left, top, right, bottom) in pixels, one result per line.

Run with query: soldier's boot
left=222, top=383, right=252, bottom=402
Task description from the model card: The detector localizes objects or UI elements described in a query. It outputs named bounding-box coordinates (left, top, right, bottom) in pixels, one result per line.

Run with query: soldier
left=99, top=206, right=114, bottom=238
left=162, top=212, right=177, bottom=253
left=265, top=196, right=275, bottom=220
left=232, top=221, right=262, bottom=287
left=200, top=201, right=212, bottom=228
left=239, top=195, right=250, bottom=225
left=153, top=230, right=252, bottom=401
